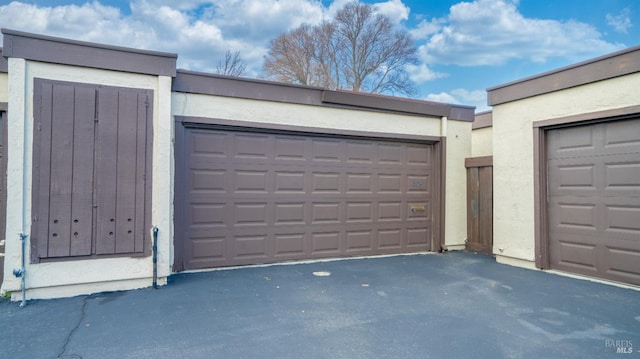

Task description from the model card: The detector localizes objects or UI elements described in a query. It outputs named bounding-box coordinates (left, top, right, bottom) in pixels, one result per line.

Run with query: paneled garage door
left=546, top=117, right=640, bottom=285
left=175, top=126, right=436, bottom=270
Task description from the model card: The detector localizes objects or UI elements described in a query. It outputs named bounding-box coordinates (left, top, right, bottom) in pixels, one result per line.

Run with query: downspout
left=152, top=226, right=158, bottom=289
left=12, top=233, right=27, bottom=307
left=11, top=62, right=31, bottom=307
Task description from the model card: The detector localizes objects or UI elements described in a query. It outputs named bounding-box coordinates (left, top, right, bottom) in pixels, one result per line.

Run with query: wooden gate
left=465, top=156, right=493, bottom=254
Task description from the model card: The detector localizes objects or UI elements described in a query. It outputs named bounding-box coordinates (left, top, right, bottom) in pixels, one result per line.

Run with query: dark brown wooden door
left=465, top=157, right=493, bottom=254
left=31, top=79, right=152, bottom=261
left=175, top=125, right=435, bottom=270
left=547, top=118, right=640, bottom=285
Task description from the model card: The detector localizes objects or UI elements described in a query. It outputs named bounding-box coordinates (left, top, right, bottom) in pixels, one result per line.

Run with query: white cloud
left=406, top=64, right=447, bottom=83
left=0, top=0, right=430, bottom=77
left=209, top=0, right=324, bottom=41
left=425, top=92, right=457, bottom=104
left=373, top=0, right=410, bottom=24
left=606, top=8, right=632, bottom=34
left=0, top=1, right=157, bottom=49
left=416, top=0, right=624, bottom=66
left=426, top=88, right=489, bottom=112
left=0, top=0, right=330, bottom=75
left=409, top=18, right=443, bottom=39
left=451, top=88, right=486, bottom=103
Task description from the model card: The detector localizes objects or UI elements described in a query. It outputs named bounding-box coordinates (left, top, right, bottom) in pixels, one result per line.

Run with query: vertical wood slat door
left=547, top=118, right=640, bottom=285
left=465, top=157, right=493, bottom=254
left=176, top=126, right=435, bottom=270
left=95, top=87, right=149, bottom=255
left=32, top=78, right=152, bottom=260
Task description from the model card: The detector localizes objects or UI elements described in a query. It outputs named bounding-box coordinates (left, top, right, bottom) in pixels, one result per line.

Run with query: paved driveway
left=1, top=251, right=639, bottom=358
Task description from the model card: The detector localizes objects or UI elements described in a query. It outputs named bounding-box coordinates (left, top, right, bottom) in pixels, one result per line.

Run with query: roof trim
left=173, top=69, right=474, bottom=121
left=487, top=45, right=640, bottom=106
left=465, top=156, right=492, bottom=168
left=472, top=110, right=492, bottom=129
left=173, top=69, right=325, bottom=106
left=0, top=48, right=7, bottom=73
left=532, top=104, right=640, bottom=129
left=1, top=28, right=177, bottom=77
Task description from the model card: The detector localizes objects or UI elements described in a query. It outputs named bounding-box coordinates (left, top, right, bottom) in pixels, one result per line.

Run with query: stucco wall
left=2, top=59, right=173, bottom=300
left=471, top=127, right=492, bottom=157
left=0, top=73, right=8, bottom=102
left=492, top=71, right=640, bottom=267
left=172, top=93, right=471, bottom=250
left=444, top=119, right=472, bottom=249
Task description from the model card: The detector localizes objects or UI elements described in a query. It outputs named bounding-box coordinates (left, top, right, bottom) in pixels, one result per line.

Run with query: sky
left=0, top=0, right=638, bottom=112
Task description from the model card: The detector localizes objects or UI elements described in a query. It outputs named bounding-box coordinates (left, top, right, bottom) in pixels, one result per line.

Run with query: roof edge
left=0, top=47, right=7, bottom=73
left=487, top=45, right=640, bottom=106
left=174, top=70, right=474, bottom=121
left=2, top=28, right=177, bottom=77
left=472, top=110, right=492, bottom=129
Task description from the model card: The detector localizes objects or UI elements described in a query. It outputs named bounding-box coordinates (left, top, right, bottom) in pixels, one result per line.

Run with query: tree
left=216, top=50, right=246, bottom=77
left=262, top=25, right=316, bottom=85
left=263, top=1, right=418, bottom=96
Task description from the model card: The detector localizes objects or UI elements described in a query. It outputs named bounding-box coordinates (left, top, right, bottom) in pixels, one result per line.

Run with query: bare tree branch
left=216, top=50, right=246, bottom=77
left=262, top=0, right=417, bottom=96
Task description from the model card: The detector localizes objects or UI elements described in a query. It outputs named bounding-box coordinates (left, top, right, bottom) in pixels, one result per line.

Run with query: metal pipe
left=12, top=232, right=27, bottom=307
left=152, top=226, right=158, bottom=289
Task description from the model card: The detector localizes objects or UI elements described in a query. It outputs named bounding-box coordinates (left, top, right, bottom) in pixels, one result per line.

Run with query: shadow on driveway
left=2, top=251, right=639, bottom=358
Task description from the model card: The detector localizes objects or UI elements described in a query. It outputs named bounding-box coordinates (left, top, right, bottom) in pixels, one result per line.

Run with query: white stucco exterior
left=1, top=30, right=476, bottom=301
left=471, top=127, right=492, bottom=158
left=491, top=71, right=640, bottom=267
left=2, top=60, right=174, bottom=300
left=0, top=73, right=8, bottom=102
left=172, top=93, right=444, bottom=135
left=1, top=65, right=473, bottom=300
left=443, top=119, right=472, bottom=249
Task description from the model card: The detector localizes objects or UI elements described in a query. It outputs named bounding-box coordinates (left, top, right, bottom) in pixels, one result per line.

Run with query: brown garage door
left=175, top=125, right=435, bottom=271
left=547, top=117, right=640, bottom=285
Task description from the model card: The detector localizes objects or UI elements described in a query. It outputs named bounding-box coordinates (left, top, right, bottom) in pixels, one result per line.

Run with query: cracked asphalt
left=1, top=251, right=639, bottom=359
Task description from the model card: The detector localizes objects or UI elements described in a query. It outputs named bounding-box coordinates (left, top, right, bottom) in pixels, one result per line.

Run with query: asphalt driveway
left=1, top=251, right=639, bottom=359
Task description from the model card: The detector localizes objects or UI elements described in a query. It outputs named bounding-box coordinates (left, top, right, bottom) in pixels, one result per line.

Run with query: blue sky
left=0, top=0, right=638, bottom=111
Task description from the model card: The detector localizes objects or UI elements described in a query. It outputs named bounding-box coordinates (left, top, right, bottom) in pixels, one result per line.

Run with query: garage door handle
left=410, top=206, right=426, bottom=213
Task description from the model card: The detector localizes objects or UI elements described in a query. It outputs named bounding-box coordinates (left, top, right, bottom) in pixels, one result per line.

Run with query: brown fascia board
left=322, top=90, right=475, bottom=121
left=1, top=28, right=177, bottom=77
left=174, top=69, right=475, bottom=121
left=173, top=69, right=326, bottom=106
left=447, top=103, right=475, bottom=122
left=487, top=45, right=640, bottom=106
left=472, top=110, right=492, bottom=129
left=0, top=48, right=7, bottom=73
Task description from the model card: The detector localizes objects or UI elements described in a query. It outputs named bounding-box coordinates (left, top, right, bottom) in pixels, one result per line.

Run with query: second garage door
left=175, top=125, right=436, bottom=270
left=547, top=117, right=640, bottom=285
